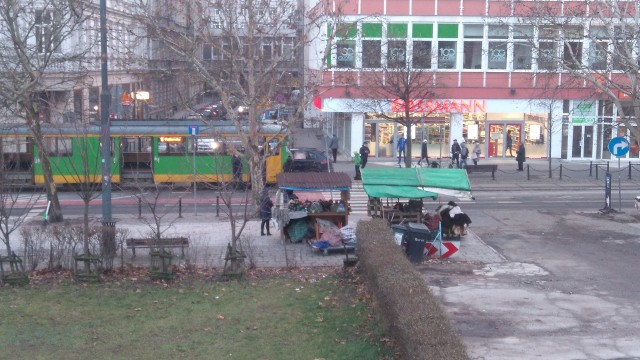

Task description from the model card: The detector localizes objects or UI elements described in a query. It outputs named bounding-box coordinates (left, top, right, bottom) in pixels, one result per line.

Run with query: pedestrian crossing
left=321, top=180, right=368, bottom=215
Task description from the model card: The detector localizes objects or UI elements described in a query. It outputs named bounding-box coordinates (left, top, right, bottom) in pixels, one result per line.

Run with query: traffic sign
left=424, top=241, right=459, bottom=258
left=608, top=136, right=629, bottom=157
left=188, top=125, right=199, bottom=136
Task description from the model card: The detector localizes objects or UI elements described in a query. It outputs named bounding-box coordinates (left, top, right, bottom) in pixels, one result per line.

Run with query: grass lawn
left=0, top=268, right=396, bottom=360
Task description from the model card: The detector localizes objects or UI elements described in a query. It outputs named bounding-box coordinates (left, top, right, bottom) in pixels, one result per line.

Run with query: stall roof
left=276, top=172, right=352, bottom=191
left=361, top=168, right=474, bottom=200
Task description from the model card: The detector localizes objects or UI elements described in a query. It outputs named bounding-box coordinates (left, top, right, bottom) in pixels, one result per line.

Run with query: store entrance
left=571, top=125, right=594, bottom=159
left=487, top=123, right=522, bottom=158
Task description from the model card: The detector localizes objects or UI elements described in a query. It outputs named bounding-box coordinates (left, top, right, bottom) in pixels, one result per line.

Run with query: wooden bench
left=126, top=237, right=189, bottom=257
left=466, top=164, right=498, bottom=180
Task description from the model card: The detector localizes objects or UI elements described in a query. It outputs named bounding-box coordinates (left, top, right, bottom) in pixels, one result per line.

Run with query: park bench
left=126, top=237, right=189, bottom=257
left=465, top=164, right=498, bottom=180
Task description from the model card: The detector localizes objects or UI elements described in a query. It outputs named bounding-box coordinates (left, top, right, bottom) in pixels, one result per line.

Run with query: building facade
left=312, top=0, right=640, bottom=161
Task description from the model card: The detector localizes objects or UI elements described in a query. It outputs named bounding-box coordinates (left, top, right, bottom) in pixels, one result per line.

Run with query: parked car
left=284, top=148, right=330, bottom=172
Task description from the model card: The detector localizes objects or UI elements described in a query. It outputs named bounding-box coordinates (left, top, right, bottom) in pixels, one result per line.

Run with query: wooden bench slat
left=125, top=237, right=189, bottom=257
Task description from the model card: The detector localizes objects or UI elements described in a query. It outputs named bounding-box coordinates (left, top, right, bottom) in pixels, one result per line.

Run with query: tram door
left=121, top=137, right=153, bottom=170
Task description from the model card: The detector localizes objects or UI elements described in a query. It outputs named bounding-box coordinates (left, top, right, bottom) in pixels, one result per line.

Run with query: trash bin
left=406, top=222, right=431, bottom=263
left=391, top=224, right=407, bottom=246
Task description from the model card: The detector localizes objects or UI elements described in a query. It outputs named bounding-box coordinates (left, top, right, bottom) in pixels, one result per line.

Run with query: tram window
left=158, top=137, right=186, bottom=155
left=1, top=137, right=28, bottom=153
left=190, top=137, right=220, bottom=154
left=267, top=138, right=280, bottom=155
left=45, top=137, right=72, bottom=157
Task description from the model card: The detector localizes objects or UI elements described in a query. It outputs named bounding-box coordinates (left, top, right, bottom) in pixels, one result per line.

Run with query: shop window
left=412, top=41, right=431, bottom=69
left=437, top=41, right=457, bottom=69
left=336, top=40, right=356, bottom=68
left=362, top=40, right=381, bottom=68
left=387, top=40, right=406, bottom=68
left=513, top=43, right=532, bottom=70
left=463, top=41, right=482, bottom=69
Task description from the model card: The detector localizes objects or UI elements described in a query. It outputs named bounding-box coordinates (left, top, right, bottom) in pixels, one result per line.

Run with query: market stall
left=274, top=172, right=353, bottom=250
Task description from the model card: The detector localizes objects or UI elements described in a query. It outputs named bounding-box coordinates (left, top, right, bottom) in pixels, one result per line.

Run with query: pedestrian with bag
left=451, top=139, right=461, bottom=168
left=516, top=141, right=526, bottom=171
left=459, top=141, right=469, bottom=168
left=472, top=141, right=481, bottom=165
left=359, top=142, right=370, bottom=168
left=417, top=139, right=429, bottom=166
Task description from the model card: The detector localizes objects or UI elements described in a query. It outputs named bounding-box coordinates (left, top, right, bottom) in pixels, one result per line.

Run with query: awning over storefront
left=360, top=168, right=474, bottom=200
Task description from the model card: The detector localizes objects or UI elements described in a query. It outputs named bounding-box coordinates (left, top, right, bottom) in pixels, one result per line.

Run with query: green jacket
left=353, top=153, right=361, bottom=166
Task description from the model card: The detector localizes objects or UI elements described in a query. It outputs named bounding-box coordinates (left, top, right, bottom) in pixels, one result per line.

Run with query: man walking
left=397, top=133, right=406, bottom=166
left=359, top=142, right=370, bottom=168
left=417, top=139, right=429, bottom=166
left=329, top=134, right=339, bottom=163
left=459, top=141, right=469, bottom=169
left=451, top=139, right=461, bottom=168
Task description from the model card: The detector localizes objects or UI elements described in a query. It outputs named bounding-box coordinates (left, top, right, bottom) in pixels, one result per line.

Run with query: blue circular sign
left=608, top=136, right=630, bottom=157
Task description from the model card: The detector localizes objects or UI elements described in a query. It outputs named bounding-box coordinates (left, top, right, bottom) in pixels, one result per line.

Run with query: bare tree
left=0, top=0, right=95, bottom=223
left=510, top=0, right=640, bottom=143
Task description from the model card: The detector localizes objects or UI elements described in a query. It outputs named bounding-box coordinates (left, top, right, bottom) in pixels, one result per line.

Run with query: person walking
left=451, top=139, right=461, bottom=168
left=329, top=134, right=339, bottom=163
left=417, top=139, right=429, bottom=166
left=353, top=151, right=362, bottom=180
left=260, top=188, right=274, bottom=236
left=459, top=141, right=469, bottom=168
left=397, top=133, right=407, bottom=166
left=231, top=154, right=245, bottom=190
left=359, top=142, right=370, bottom=169
left=472, top=141, right=481, bottom=165
left=516, top=141, right=526, bottom=171
left=506, top=130, right=514, bottom=157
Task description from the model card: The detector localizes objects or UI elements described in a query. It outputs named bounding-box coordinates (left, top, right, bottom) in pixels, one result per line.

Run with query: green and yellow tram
left=0, top=120, right=289, bottom=186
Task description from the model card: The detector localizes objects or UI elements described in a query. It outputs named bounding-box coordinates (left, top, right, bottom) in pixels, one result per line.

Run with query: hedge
left=356, top=218, right=469, bottom=360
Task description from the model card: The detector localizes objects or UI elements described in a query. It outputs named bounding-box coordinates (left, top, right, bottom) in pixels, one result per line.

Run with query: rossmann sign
left=391, top=99, right=486, bottom=114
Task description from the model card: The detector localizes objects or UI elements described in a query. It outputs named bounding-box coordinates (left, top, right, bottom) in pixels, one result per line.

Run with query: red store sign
left=391, top=99, right=486, bottom=114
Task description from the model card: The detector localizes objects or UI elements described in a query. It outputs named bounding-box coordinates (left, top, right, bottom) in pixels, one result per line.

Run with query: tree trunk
left=83, top=201, right=90, bottom=271
left=405, top=123, right=413, bottom=168
left=41, top=156, right=64, bottom=223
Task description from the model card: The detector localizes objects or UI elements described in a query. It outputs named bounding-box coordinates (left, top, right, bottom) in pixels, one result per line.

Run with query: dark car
left=284, top=148, right=330, bottom=172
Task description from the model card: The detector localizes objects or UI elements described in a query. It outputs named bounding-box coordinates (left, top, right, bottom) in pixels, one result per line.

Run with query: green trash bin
left=406, top=222, right=431, bottom=263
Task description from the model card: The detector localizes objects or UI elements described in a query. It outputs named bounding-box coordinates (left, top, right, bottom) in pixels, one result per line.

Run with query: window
left=190, top=138, right=220, bottom=154
left=262, top=39, right=272, bottom=60
left=362, top=40, right=381, bottom=68
left=463, top=41, right=482, bottom=69
left=387, top=40, right=406, bottom=68
left=437, top=41, right=457, bottom=69
left=203, top=44, right=217, bottom=61
left=488, top=42, right=508, bottom=69
left=412, top=41, right=431, bottom=69
left=158, top=137, right=186, bottom=155
left=336, top=40, right=356, bottom=68
left=282, top=38, right=294, bottom=61
left=563, top=42, right=582, bottom=69
left=513, top=43, right=532, bottom=70
left=538, top=42, right=557, bottom=70
left=35, top=9, right=58, bottom=53
left=45, top=137, right=72, bottom=157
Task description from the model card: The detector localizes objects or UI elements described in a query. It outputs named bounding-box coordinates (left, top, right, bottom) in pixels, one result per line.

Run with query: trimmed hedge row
left=356, top=218, right=469, bottom=360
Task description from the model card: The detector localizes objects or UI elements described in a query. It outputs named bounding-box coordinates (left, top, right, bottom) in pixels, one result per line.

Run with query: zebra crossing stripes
left=320, top=180, right=368, bottom=215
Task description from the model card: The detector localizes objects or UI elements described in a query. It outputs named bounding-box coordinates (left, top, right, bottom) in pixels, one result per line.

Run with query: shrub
left=356, top=218, right=469, bottom=360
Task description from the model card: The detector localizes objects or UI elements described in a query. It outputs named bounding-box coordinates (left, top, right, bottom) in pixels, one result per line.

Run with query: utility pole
left=100, top=0, right=113, bottom=224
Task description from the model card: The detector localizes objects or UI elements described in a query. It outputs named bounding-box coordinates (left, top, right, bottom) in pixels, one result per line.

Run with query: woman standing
left=516, top=142, right=526, bottom=171
left=472, top=142, right=481, bottom=165
left=260, top=188, right=274, bottom=236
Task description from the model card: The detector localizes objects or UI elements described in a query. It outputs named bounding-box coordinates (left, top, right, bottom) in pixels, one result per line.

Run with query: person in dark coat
left=451, top=139, right=461, bottom=168
left=231, top=154, right=245, bottom=190
left=260, top=188, right=274, bottom=236
left=506, top=130, right=514, bottom=157
left=417, top=139, right=429, bottom=166
left=359, top=142, right=370, bottom=169
left=329, top=134, right=339, bottom=163
left=516, top=141, right=526, bottom=171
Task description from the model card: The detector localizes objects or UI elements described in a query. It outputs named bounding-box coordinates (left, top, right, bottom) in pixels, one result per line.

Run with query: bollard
left=589, top=161, right=593, bottom=177
left=178, top=197, right=183, bottom=218
left=595, top=164, right=599, bottom=180
left=606, top=162, right=610, bottom=173
left=138, top=198, right=142, bottom=218
left=559, top=164, right=563, bottom=180
left=629, top=162, right=632, bottom=180
left=527, top=164, right=530, bottom=180
left=216, top=196, right=220, bottom=217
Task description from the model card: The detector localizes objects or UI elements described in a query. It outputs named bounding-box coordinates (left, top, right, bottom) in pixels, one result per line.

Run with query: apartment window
left=437, top=41, right=457, bottom=69
left=282, top=38, right=294, bottom=61
left=262, top=39, right=273, bottom=60
left=203, top=44, right=217, bottom=61
left=387, top=40, right=406, bottom=68
left=45, top=137, right=72, bottom=157
left=412, top=41, right=431, bottom=69
left=336, top=41, right=356, bottom=68
left=35, top=9, right=58, bottom=53
left=362, top=40, right=381, bottom=68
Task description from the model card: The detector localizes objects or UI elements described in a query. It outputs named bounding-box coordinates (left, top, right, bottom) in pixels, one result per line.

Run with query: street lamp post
left=99, top=0, right=112, bottom=224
